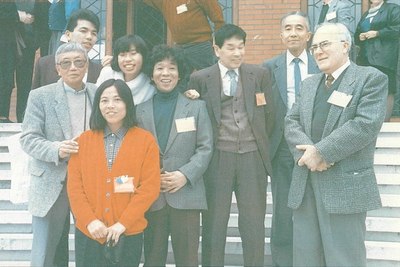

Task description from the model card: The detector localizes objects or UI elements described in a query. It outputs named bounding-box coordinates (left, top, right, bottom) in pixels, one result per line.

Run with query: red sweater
left=67, top=127, right=160, bottom=243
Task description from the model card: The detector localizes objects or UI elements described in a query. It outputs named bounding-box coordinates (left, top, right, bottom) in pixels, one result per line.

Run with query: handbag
left=104, top=235, right=126, bottom=265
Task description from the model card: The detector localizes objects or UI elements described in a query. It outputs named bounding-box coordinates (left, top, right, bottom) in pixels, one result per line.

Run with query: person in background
left=136, top=44, right=213, bottom=267
left=144, top=0, right=224, bottom=92
left=47, top=0, right=80, bottom=55
left=285, top=22, right=387, bottom=267
left=0, top=2, right=18, bottom=123
left=68, top=79, right=160, bottom=267
left=188, top=24, right=275, bottom=267
left=313, top=0, right=353, bottom=34
left=355, top=0, right=400, bottom=121
left=32, top=8, right=101, bottom=89
left=96, top=35, right=156, bottom=106
left=20, top=42, right=97, bottom=267
left=262, top=11, right=319, bottom=267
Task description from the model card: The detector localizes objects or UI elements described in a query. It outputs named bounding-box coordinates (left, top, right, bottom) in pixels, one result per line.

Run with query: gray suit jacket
left=20, top=79, right=97, bottom=217
left=263, top=51, right=319, bottom=159
left=188, top=63, right=275, bottom=176
left=136, top=94, right=213, bottom=211
left=284, top=63, right=387, bottom=214
left=313, top=0, right=354, bottom=34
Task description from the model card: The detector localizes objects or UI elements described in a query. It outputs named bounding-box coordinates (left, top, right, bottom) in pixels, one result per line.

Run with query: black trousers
left=0, top=41, right=16, bottom=118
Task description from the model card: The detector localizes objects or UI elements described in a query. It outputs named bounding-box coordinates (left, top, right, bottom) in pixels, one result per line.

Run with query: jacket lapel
left=322, top=63, right=357, bottom=137
left=54, top=80, right=73, bottom=140
left=164, top=95, right=190, bottom=154
left=205, top=65, right=222, bottom=124
left=302, top=73, right=323, bottom=136
left=307, top=53, right=320, bottom=74
left=240, top=65, right=256, bottom=122
left=274, top=54, right=288, bottom=107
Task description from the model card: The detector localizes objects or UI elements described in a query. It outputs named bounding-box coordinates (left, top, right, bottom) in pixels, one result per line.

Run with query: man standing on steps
left=262, top=11, right=319, bottom=267
left=285, top=22, right=387, bottom=266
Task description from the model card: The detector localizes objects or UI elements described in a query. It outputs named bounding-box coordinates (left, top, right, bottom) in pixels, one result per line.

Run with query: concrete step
left=374, top=149, right=400, bottom=166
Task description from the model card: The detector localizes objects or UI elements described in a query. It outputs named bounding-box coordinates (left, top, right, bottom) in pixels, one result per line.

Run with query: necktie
left=227, top=70, right=237, bottom=96
left=318, top=4, right=329, bottom=24
left=325, top=74, right=334, bottom=89
left=293, top=58, right=301, bottom=96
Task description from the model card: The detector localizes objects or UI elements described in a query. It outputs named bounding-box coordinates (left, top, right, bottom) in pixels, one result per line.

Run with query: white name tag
left=327, top=90, right=352, bottom=108
left=326, top=11, right=337, bottom=21
left=175, top=117, right=196, bottom=133
left=176, top=4, right=188, bottom=14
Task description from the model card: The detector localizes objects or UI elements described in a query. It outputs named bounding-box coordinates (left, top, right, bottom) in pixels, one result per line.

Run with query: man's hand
left=101, top=55, right=113, bottom=67
left=160, top=171, right=187, bottom=193
left=106, top=222, right=126, bottom=244
left=58, top=138, right=79, bottom=159
left=296, top=145, right=332, bottom=172
left=18, top=11, right=34, bottom=24
left=87, top=219, right=108, bottom=239
left=184, top=89, right=200, bottom=100
left=359, top=31, right=379, bottom=41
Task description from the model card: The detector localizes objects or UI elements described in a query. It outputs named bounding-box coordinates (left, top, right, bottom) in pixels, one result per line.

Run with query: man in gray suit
left=313, top=0, right=354, bottom=34
left=189, top=24, right=275, bottom=267
left=262, top=11, right=319, bottom=267
left=20, top=42, right=97, bottom=267
left=285, top=22, right=387, bottom=266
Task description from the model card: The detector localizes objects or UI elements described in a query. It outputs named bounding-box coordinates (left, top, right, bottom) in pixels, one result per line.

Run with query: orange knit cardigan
left=67, top=127, right=160, bottom=243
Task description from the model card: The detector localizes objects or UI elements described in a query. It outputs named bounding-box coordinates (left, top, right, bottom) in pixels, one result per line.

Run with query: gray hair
left=55, top=42, right=88, bottom=64
left=280, top=11, right=311, bottom=31
left=315, top=22, right=352, bottom=46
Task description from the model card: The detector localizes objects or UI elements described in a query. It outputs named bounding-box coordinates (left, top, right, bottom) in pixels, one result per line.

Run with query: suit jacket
left=355, top=2, right=400, bottom=71
left=188, top=63, right=274, bottom=175
left=314, top=0, right=354, bottom=34
left=20, top=79, right=97, bottom=217
left=262, top=51, right=319, bottom=160
left=32, top=55, right=102, bottom=89
left=136, top=94, right=213, bottom=211
left=284, top=63, right=387, bottom=214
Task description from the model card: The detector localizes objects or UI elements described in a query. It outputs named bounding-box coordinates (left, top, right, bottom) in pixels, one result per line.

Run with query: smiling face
left=65, top=19, right=98, bottom=51
left=214, top=36, right=245, bottom=70
left=312, top=25, right=350, bottom=74
left=99, top=85, right=127, bottom=132
left=280, top=14, right=311, bottom=57
left=56, top=51, right=88, bottom=90
left=152, top=58, right=179, bottom=93
left=118, top=46, right=143, bottom=81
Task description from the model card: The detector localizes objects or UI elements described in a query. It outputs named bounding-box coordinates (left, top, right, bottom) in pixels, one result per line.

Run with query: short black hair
left=111, top=35, right=149, bottom=72
left=66, top=9, right=100, bottom=33
left=280, top=11, right=310, bottom=31
left=214, top=24, right=246, bottom=48
left=146, top=44, right=188, bottom=87
left=90, top=79, right=137, bottom=131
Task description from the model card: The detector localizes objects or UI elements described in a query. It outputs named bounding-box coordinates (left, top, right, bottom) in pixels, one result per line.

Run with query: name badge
left=175, top=117, right=196, bottom=133
left=114, top=175, right=134, bottom=193
left=327, top=90, right=352, bottom=108
left=256, top=92, right=267, bottom=106
left=176, top=4, right=188, bottom=14
left=326, top=11, right=337, bottom=21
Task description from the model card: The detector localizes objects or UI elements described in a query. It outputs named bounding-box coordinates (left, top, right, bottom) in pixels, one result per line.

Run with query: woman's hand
left=184, top=89, right=200, bottom=100
left=87, top=219, right=108, bottom=239
left=360, top=31, right=379, bottom=41
left=106, top=222, right=126, bottom=244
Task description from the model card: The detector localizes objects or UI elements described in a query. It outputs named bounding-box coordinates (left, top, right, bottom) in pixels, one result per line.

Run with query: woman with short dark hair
left=67, top=79, right=160, bottom=267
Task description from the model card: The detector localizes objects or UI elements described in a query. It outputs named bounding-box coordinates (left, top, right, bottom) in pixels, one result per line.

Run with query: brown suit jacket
left=32, top=54, right=102, bottom=89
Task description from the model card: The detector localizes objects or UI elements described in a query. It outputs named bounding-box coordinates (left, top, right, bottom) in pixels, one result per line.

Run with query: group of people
left=1, top=0, right=398, bottom=266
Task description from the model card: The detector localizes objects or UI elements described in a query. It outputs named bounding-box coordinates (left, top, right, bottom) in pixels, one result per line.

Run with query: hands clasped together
left=87, top=220, right=126, bottom=244
left=160, top=170, right=187, bottom=193
left=296, top=145, right=333, bottom=172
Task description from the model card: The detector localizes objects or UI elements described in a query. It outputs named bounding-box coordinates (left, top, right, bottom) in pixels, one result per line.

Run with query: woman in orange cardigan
left=67, top=79, right=160, bottom=267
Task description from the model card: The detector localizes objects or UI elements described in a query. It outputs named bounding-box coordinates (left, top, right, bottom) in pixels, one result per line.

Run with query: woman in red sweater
left=67, top=79, right=160, bottom=267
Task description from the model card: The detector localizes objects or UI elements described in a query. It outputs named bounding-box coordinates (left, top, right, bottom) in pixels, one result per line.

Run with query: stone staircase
left=0, top=123, right=399, bottom=267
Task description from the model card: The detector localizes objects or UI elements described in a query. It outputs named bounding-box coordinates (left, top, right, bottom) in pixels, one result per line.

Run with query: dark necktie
left=318, top=4, right=329, bottom=24
left=325, top=74, right=334, bottom=89
left=293, top=58, right=301, bottom=96
left=227, top=70, right=237, bottom=96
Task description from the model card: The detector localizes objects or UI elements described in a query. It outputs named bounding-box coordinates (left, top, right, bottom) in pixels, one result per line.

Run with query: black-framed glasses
left=309, top=40, right=346, bottom=55
left=57, top=59, right=87, bottom=69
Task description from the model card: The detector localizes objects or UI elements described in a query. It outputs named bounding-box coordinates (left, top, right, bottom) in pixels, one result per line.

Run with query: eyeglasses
left=57, top=59, right=87, bottom=69
left=309, top=40, right=346, bottom=55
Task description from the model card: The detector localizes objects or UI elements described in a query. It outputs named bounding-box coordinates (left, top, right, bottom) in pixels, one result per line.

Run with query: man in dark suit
left=262, top=11, right=319, bottom=267
left=32, top=9, right=101, bottom=89
left=189, top=24, right=275, bottom=267
left=285, top=22, right=387, bottom=266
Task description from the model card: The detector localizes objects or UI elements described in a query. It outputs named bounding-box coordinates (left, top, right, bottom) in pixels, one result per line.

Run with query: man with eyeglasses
left=285, top=22, right=387, bottom=267
left=32, top=8, right=101, bottom=89
left=262, top=11, right=319, bottom=267
left=20, top=42, right=97, bottom=267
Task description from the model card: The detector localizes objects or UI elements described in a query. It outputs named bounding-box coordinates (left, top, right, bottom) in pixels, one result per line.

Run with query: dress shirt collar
left=63, top=82, right=86, bottom=94
left=286, top=50, right=308, bottom=66
left=104, top=126, right=128, bottom=139
left=218, top=62, right=239, bottom=79
left=327, top=60, right=350, bottom=81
